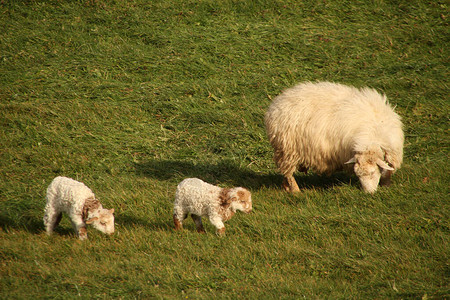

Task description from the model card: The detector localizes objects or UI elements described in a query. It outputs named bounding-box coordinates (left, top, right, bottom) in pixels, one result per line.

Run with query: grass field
left=1, top=0, right=448, bottom=298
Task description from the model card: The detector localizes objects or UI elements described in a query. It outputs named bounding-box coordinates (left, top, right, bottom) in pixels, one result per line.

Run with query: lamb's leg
left=43, top=208, right=62, bottom=235
left=173, top=212, right=187, bottom=231
left=209, top=215, right=225, bottom=236
left=191, top=215, right=205, bottom=233
left=70, top=215, right=88, bottom=240
left=53, top=212, right=63, bottom=231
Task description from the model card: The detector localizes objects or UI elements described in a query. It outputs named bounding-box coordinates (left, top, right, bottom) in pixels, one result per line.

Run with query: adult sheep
left=264, top=81, right=404, bottom=194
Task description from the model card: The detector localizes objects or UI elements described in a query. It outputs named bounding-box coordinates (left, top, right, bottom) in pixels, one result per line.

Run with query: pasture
left=0, top=0, right=448, bottom=298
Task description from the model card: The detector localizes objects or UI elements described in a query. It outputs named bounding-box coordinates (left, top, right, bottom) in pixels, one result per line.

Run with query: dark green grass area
left=1, top=0, right=448, bottom=298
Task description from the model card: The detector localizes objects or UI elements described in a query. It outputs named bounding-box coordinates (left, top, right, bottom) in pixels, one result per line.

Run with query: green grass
left=1, top=0, right=448, bottom=298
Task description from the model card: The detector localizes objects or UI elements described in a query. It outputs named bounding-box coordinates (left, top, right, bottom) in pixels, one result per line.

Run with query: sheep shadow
left=295, top=171, right=360, bottom=191
left=134, top=158, right=279, bottom=190
left=134, top=158, right=358, bottom=191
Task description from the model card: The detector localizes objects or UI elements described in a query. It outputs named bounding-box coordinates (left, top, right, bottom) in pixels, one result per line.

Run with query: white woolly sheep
left=173, top=178, right=252, bottom=235
left=43, top=176, right=115, bottom=240
left=265, top=81, right=404, bottom=194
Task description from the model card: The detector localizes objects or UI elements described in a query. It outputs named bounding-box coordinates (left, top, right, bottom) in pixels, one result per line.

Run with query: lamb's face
left=231, top=188, right=252, bottom=213
left=87, top=208, right=115, bottom=235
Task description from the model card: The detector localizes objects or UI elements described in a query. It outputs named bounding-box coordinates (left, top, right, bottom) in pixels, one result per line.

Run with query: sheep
left=173, top=178, right=252, bottom=235
left=264, top=81, right=404, bottom=194
left=43, top=176, right=115, bottom=240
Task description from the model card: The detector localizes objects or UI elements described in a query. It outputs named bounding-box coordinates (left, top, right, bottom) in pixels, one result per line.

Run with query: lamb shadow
left=134, top=158, right=357, bottom=191
left=116, top=213, right=173, bottom=232
left=0, top=213, right=43, bottom=234
left=0, top=213, right=76, bottom=236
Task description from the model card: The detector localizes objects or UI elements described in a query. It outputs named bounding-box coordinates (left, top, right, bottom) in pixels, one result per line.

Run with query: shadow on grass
left=116, top=213, right=173, bottom=232
left=134, top=158, right=358, bottom=191
left=0, top=213, right=75, bottom=237
left=134, top=158, right=279, bottom=190
left=0, top=207, right=172, bottom=235
left=297, top=172, right=360, bottom=191
left=0, top=214, right=43, bottom=234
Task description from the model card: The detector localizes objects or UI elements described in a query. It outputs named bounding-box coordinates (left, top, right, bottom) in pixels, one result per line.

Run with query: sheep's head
left=86, top=208, right=115, bottom=235
left=229, top=188, right=252, bottom=213
left=346, top=151, right=394, bottom=194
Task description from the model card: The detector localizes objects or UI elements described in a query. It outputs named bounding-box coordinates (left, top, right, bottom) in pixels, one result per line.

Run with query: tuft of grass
left=1, top=0, right=448, bottom=298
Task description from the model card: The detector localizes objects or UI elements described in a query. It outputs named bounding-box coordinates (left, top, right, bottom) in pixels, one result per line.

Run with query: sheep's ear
left=237, top=190, right=250, bottom=201
left=376, top=159, right=394, bottom=171
left=86, top=217, right=98, bottom=224
left=109, top=209, right=115, bottom=214
left=345, top=157, right=357, bottom=164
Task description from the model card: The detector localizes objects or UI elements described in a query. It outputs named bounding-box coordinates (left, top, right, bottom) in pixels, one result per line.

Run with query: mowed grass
left=0, top=0, right=448, bottom=298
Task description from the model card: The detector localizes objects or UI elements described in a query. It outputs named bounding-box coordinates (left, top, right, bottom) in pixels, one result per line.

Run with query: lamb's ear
left=345, top=157, right=357, bottom=164
left=227, top=197, right=236, bottom=204
left=376, top=159, right=394, bottom=171
left=86, top=217, right=98, bottom=224
left=237, top=190, right=250, bottom=201
left=109, top=209, right=115, bottom=214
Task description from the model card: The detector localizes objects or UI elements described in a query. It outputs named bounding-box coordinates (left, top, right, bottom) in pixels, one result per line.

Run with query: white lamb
left=43, top=176, right=115, bottom=240
left=265, top=81, right=404, bottom=194
left=173, top=178, right=252, bottom=235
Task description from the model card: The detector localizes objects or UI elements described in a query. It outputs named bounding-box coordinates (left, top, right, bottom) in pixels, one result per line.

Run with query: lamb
left=173, top=178, right=252, bottom=235
left=264, top=81, right=404, bottom=194
left=43, top=176, right=115, bottom=240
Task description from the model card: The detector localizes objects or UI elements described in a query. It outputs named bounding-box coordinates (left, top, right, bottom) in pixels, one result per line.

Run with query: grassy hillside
left=1, top=0, right=448, bottom=298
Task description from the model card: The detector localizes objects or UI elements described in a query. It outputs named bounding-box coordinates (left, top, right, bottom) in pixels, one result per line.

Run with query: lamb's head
left=228, top=188, right=252, bottom=213
left=86, top=208, right=115, bottom=235
left=346, top=150, right=394, bottom=194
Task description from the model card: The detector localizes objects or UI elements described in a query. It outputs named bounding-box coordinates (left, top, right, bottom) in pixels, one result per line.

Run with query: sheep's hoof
left=173, top=215, right=183, bottom=230
left=283, top=178, right=300, bottom=193
left=78, top=227, right=88, bottom=240
left=196, top=227, right=206, bottom=234
left=78, top=233, right=88, bottom=240
left=216, top=228, right=226, bottom=236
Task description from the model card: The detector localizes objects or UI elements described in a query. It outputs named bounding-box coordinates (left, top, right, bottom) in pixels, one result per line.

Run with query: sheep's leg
left=284, top=165, right=307, bottom=192
left=274, top=151, right=301, bottom=193
left=216, top=227, right=226, bottom=235
left=191, top=215, right=205, bottom=233
left=54, top=212, right=63, bottom=227
left=380, top=170, right=393, bottom=187
left=209, top=215, right=225, bottom=236
left=43, top=209, right=62, bottom=235
left=283, top=175, right=300, bottom=193
left=71, top=215, right=88, bottom=240
left=173, top=212, right=187, bottom=231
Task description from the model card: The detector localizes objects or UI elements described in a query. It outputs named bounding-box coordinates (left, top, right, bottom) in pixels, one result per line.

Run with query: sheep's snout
left=241, top=200, right=252, bottom=214
left=89, top=208, right=115, bottom=235
left=356, top=167, right=381, bottom=194
left=359, top=176, right=380, bottom=194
